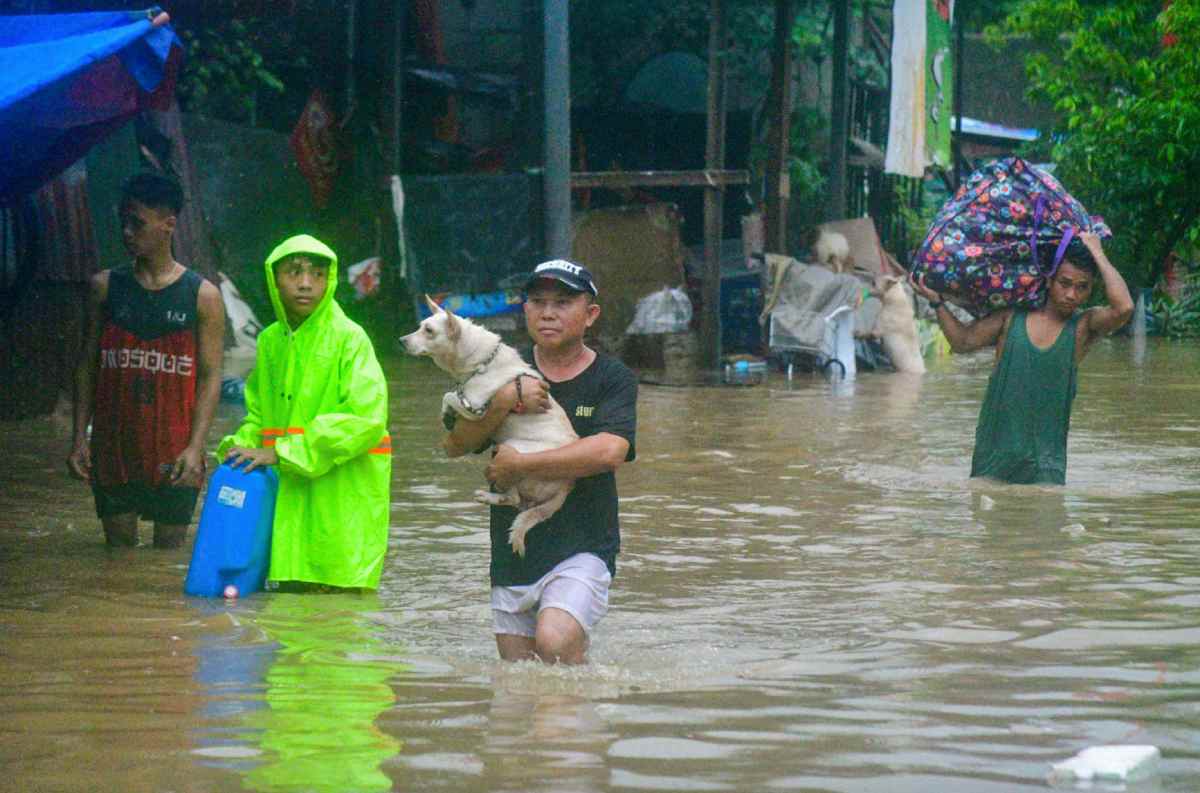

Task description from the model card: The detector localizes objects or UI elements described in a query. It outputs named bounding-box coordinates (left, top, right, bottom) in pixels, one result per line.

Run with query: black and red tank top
left=92, top=265, right=203, bottom=487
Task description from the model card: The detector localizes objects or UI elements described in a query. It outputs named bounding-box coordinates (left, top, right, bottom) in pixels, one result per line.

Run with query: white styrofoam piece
left=1048, top=744, right=1160, bottom=783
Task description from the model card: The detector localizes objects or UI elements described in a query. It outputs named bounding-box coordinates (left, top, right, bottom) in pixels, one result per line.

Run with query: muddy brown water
left=1, top=336, right=1198, bottom=792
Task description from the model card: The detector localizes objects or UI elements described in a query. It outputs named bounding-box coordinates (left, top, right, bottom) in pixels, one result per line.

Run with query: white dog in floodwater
left=399, top=296, right=577, bottom=556
left=872, top=274, right=926, bottom=374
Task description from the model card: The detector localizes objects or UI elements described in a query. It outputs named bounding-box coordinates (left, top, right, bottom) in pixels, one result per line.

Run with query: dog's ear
left=424, top=294, right=443, bottom=314
left=444, top=309, right=461, bottom=341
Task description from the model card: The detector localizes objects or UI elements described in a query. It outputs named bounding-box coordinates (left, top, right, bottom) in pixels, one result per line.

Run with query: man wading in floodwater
left=68, top=173, right=225, bottom=547
left=443, top=261, right=638, bottom=665
left=912, top=231, right=1133, bottom=485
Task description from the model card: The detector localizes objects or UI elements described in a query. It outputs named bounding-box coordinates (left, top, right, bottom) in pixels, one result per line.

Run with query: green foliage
left=725, top=2, right=889, bottom=209
left=1151, top=272, right=1200, bottom=337
left=569, top=0, right=895, bottom=108
left=957, top=0, right=1023, bottom=28
left=726, top=1, right=888, bottom=90
left=570, top=0, right=712, bottom=108
left=177, top=19, right=302, bottom=125
left=994, top=0, right=1200, bottom=288
left=747, top=105, right=829, bottom=209
left=787, top=107, right=829, bottom=205
left=896, top=180, right=937, bottom=252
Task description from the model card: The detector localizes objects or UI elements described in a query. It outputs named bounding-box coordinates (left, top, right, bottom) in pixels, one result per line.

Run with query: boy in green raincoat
left=219, top=235, right=391, bottom=590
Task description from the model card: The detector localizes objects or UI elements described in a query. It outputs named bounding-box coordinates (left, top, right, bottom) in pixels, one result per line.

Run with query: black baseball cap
left=524, top=259, right=598, bottom=296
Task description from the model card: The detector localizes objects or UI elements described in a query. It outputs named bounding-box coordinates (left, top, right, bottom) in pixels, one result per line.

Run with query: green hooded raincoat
left=217, top=235, right=391, bottom=589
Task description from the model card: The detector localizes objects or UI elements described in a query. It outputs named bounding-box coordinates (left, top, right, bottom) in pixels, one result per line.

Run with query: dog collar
left=454, top=341, right=504, bottom=417
left=461, top=341, right=502, bottom=385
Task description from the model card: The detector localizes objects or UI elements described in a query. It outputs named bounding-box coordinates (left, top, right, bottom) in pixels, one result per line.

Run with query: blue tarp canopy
left=0, top=9, right=181, bottom=204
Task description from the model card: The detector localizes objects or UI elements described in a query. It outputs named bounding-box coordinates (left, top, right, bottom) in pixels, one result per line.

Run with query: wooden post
left=701, top=0, right=728, bottom=369
left=522, top=0, right=546, bottom=259
left=827, top=0, right=849, bottom=220
left=765, top=0, right=794, bottom=254
left=543, top=0, right=571, bottom=259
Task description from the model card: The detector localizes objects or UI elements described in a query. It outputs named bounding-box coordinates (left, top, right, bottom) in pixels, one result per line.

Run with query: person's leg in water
left=495, top=631, right=537, bottom=661
left=493, top=565, right=606, bottom=664
left=152, top=522, right=188, bottom=549
left=146, top=485, right=199, bottom=549
left=534, top=607, right=588, bottom=665
left=102, top=513, right=139, bottom=547
left=494, top=608, right=589, bottom=664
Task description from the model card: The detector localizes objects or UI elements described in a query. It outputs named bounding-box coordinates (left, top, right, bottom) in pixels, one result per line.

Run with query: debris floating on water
left=1048, top=745, right=1160, bottom=784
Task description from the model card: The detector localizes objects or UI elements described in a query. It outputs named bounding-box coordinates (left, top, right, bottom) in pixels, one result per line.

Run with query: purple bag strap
left=1030, top=194, right=1046, bottom=272
left=1047, top=226, right=1075, bottom=279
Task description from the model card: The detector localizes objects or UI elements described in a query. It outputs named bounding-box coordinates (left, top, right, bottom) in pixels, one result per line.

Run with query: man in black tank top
left=68, top=173, right=225, bottom=548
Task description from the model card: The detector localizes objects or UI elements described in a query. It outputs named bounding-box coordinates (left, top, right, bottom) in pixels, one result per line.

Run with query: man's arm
left=487, top=432, right=630, bottom=491
left=67, top=271, right=108, bottom=481
left=911, top=275, right=1010, bottom=353
left=442, top=376, right=549, bottom=458
left=1078, top=231, right=1134, bottom=343
left=172, top=280, right=224, bottom=486
left=486, top=363, right=636, bottom=489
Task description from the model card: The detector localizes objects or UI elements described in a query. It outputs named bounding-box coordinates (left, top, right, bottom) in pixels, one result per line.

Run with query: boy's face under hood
left=264, top=234, right=339, bottom=328
left=275, top=255, right=330, bottom=326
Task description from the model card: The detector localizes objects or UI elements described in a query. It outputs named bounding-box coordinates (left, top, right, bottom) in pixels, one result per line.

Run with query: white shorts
left=491, top=553, right=612, bottom=638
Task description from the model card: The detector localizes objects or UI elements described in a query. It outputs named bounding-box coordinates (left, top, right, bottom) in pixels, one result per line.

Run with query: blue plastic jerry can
left=184, top=463, right=278, bottom=597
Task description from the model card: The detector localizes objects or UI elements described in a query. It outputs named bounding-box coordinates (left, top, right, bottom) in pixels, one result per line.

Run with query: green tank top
left=970, top=309, right=1079, bottom=485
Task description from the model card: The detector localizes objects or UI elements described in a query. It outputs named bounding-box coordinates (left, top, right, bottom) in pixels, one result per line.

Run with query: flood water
left=2, top=335, right=1198, bottom=792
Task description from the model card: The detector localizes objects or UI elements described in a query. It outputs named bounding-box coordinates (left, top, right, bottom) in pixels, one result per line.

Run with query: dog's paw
left=476, top=489, right=521, bottom=507
left=474, top=489, right=501, bottom=505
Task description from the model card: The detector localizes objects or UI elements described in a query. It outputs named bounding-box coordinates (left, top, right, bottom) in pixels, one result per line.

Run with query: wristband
left=929, top=300, right=944, bottom=310
left=513, top=375, right=525, bottom=414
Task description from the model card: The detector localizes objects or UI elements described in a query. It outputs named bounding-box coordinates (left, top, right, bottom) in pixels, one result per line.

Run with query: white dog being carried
left=401, top=295, right=578, bottom=556
left=407, top=260, right=638, bottom=665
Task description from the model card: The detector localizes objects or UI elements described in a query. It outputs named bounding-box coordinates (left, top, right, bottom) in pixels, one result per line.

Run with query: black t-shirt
left=488, top=350, right=637, bottom=586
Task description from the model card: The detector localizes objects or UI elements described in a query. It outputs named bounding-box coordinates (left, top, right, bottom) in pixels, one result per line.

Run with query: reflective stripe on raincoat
left=217, top=234, right=391, bottom=589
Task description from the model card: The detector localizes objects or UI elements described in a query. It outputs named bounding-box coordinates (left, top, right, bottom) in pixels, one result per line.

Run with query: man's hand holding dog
left=508, top=375, right=550, bottom=415
left=486, top=444, right=524, bottom=491
left=444, top=376, right=551, bottom=458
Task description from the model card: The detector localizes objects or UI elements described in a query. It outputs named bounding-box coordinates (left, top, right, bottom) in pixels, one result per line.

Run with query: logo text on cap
left=535, top=260, right=585, bottom=277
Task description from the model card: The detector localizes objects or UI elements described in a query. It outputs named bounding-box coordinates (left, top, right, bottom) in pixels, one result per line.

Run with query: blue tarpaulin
left=418, top=289, right=525, bottom=319
left=0, top=9, right=181, bottom=204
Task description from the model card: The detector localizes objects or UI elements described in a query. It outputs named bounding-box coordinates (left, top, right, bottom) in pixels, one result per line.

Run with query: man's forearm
left=444, top=386, right=518, bottom=457
left=932, top=305, right=970, bottom=352
left=444, top=405, right=507, bottom=458
left=512, top=434, right=628, bottom=480
left=188, top=370, right=221, bottom=450
left=1096, top=252, right=1134, bottom=312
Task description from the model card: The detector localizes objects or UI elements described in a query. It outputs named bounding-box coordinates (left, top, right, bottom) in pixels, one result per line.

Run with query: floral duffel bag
left=910, top=156, right=1110, bottom=314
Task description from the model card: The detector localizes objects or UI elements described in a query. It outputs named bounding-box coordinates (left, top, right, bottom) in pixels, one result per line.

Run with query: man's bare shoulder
left=970, top=306, right=1013, bottom=348
left=196, top=278, right=224, bottom=312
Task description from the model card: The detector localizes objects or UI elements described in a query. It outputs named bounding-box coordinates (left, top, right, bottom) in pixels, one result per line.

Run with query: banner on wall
left=885, top=0, right=954, bottom=177
left=925, top=0, right=954, bottom=171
